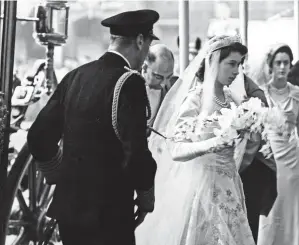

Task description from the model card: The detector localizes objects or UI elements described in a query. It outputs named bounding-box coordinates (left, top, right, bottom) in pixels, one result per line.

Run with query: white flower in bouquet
left=241, top=97, right=264, bottom=112
left=233, top=97, right=266, bottom=133
left=213, top=126, right=238, bottom=146
left=172, top=96, right=288, bottom=160
left=217, top=104, right=236, bottom=129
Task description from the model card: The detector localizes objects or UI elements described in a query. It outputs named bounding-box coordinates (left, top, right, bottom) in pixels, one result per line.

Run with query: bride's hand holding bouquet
left=172, top=97, right=287, bottom=159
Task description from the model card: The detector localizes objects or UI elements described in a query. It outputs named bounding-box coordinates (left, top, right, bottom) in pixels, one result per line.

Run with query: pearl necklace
left=214, top=95, right=230, bottom=108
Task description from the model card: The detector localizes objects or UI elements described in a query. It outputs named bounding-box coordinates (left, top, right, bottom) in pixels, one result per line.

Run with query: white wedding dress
left=135, top=85, right=255, bottom=245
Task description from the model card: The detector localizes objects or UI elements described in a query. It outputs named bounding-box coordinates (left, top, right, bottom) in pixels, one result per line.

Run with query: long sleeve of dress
left=168, top=87, right=220, bottom=162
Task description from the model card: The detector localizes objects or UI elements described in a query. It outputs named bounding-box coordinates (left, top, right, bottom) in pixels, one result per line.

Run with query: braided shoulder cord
left=112, top=68, right=151, bottom=141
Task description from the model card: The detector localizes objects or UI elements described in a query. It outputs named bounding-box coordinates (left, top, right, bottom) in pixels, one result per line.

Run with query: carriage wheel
left=2, top=143, right=59, bottom=245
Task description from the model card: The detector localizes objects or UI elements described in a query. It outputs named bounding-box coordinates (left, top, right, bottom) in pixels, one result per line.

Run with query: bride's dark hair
left=195, top=42, right=247, bottom=82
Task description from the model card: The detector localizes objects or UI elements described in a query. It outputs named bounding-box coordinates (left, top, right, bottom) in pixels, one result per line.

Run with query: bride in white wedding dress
left=135, top=35, right=256, bottom=245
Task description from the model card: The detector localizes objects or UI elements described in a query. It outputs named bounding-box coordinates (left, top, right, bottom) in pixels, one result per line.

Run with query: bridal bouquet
left=213, top=98, right=288, bottom=159
left=174, top=97, right=288, bottom=159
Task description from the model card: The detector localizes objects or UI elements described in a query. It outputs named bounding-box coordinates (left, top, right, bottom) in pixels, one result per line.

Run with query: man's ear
left=142, top=62, right=148, bottom=73
left=136, top=34, right=144, bottom=51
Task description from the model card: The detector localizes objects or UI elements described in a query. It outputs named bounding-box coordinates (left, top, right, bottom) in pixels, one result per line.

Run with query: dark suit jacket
left=27, top=52, right=157, bottom=231
left=241, top=75, right=277, bottom=217
left=146, top=85, right=168, bottom=137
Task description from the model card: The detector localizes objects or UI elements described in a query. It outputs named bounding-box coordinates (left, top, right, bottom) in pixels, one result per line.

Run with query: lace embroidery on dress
left=204, top=165, right=236, bottom=179
left=208, top=183, right=253, bottom=245
left=178, top=176, right=254, bottom=245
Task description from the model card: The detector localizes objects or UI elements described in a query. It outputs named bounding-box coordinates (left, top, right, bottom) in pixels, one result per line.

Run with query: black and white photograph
left=0, top=0, right=299, bottom=244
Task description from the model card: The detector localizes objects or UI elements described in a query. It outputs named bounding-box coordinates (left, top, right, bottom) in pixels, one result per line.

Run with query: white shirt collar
left=108, top=50, right=131, bottom=68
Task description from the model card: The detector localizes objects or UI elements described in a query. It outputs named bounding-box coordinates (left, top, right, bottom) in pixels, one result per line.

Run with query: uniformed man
left=27, top=9, right=159, bottom=245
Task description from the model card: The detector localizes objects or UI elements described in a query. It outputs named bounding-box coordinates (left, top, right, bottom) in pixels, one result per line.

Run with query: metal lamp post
left=33, top=0, right=69, bottom=94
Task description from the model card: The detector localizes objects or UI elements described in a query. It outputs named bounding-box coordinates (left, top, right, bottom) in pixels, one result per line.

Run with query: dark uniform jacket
left=240, top=75, right=277, bottom=242
left=27, top=52, right=157, bottom=231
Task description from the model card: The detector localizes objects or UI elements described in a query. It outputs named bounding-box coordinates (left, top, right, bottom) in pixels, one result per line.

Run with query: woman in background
left=258, top=43, right=299, bottom=245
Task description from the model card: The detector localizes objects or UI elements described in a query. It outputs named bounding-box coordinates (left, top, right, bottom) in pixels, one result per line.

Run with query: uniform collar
left=108, top=50, right=131, bottom=68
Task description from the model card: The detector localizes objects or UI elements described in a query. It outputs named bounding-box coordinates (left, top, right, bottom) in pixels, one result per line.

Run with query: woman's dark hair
left=195, top=42, right=247, bottom=81
left=288, top=60, right=299, bottom=86
left=267, top=45, right=293, bottom=70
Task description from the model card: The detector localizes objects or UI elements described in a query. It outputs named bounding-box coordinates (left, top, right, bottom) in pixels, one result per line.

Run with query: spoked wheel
left=2, top=143, right=60, bottom=245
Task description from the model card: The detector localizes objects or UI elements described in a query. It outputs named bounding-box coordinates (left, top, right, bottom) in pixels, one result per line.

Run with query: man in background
left=230, top=66, right=277, bottom=243
left=142, top=44, right=174, bottom=129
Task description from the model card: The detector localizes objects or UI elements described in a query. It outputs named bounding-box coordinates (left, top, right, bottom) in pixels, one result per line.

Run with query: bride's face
left=216, top=51, right=243, bottom=86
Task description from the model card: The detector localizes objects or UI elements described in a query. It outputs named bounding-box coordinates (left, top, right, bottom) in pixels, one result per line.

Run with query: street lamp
left=33, top=0, right=69, bottom=94
left=34, top=0, right=69, bottom=46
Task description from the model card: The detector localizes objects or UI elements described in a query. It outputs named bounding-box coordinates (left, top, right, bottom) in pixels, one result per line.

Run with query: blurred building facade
left=11, top=0, right=296, bottom=78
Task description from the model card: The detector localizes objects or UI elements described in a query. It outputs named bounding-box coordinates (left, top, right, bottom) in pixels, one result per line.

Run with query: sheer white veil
left=137, top=41, right=217, bottom=244
left=246, top=52, right=270, bottom=86
left=148, top=39, right=208, bottom=150
left=148, top=35, right=244, bottom=152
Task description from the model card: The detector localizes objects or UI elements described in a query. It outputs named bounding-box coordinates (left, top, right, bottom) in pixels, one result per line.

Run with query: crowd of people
left=24, top=8, right=299, bottom=245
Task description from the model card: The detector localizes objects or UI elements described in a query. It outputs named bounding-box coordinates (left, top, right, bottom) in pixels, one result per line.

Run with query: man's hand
left=135, top=186, right=155, bottom=213
left=134, top=205, right=148, bottom=229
